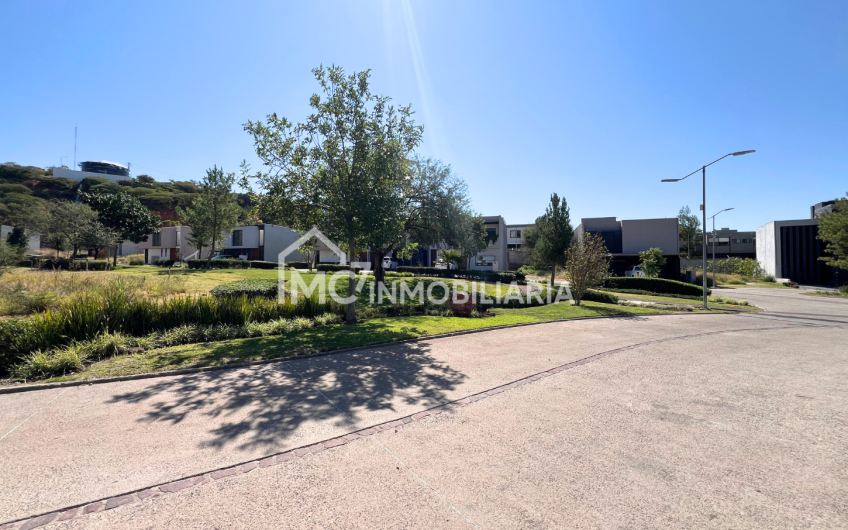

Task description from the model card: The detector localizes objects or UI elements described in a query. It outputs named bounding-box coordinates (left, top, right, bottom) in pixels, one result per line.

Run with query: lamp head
left=731, top=150, right=755, bottom=156
left=661, top=179, right=680, bottom=182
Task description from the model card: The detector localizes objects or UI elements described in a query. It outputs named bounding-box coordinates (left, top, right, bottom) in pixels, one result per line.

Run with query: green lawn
left=42, top=301, right=664, bottom=383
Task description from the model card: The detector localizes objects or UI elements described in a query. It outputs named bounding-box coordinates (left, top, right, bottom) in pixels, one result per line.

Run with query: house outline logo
left=278, top=226, right=346, bottom=266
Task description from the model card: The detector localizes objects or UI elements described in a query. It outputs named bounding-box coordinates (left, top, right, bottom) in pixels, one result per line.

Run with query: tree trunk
left=207, top=239, right=215, bottom=269
left=346, top=238, right=357, bottom=324
left=113, top=243, right=121, bottom=267
left=373, top=250, right=386, bottom=290
left=550, top=265, right=556, bottom=286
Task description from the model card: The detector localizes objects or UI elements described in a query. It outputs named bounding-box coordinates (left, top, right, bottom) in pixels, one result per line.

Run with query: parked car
left=434, top=259, right=457, bottom=270
left=382, top=257, right=398, bottom=270
left=624, top=265, right=646, bottom=277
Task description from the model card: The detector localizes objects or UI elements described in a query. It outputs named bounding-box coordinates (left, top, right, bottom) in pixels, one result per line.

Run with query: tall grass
left=0, top=270, right=188, bottom=316
left=0, top=285, right=342, bottom=373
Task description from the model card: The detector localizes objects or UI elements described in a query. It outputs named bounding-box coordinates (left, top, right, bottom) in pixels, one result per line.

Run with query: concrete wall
left=264, top=225, right=305, bottom=263
left=621, top=218, right=679, bottom=255
left=756, top=222, right=777, bottom=277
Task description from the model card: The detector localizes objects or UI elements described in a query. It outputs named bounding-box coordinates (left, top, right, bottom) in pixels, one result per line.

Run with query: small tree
left=565, top=233, right=611, bottom=306
left=532, top=193, right=574, bottom=285
left=82, top=192, right=162, bottom=266
left=639, top=247, right=666, bottom=278
left=0, top=239, right=25, bottom=275
left=439, top=249, right=462, bottom=268
left=817, top=194, right=848, bottom=271
left=678, top=205, right=701, bottom=259
left=178, top=167, right=242, bottom=268
left=298, top=236, right=319, bottom=269
left=48, top=201, right=98, bottom=259
left=82, top=221, right=119, bottom=260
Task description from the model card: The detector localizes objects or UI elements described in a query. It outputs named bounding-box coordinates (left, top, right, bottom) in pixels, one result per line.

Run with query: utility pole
left=73, top=125, right=78, bottom=168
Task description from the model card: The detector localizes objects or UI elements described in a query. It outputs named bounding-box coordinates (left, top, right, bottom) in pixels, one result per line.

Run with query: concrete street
left=1, top=288, right=846, bottom=529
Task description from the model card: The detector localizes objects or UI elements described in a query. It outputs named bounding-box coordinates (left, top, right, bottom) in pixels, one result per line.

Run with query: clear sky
left=1, top=1, right=845, bottom=230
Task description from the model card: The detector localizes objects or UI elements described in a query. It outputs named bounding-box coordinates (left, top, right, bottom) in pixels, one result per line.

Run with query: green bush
left=582, top=289, right=619, bottom=304
left=128, top=258, right=145, bottom=266
left=316, top=264, right=365, bottom=273
left=285, top=261, right=311, bottom=269
left=185, top=258, right=248, bottom=269
left=395, top=266, right=526, bottom=283
left=154, top=259, right=176, bottom=267
left=603, top=277, right=709, bottom=296
left=247, top=260, right=280, bottom=269
left=32, top=258, right=111, bottom=271
left=210, top=279, right=279, bottom=299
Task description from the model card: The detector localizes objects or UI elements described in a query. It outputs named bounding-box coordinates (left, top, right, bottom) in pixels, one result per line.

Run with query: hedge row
left=154, top=259, right=176, bottom=267
left=395, top=266, right=526, bottom=283
left=210, top=279, right=279, bottom=299
left=31, top=258, right=111, bottom=271
left=184, top=259, right=281, bottom=270
left=316, top=264, right=365, bottom=273
left=603, top=277, right=709, bottom=296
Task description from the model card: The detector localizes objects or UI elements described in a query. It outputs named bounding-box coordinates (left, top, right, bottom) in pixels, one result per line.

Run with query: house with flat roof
left=756, top=219, right=839, bottom=285
left=575, top=217, right=680, bottom=279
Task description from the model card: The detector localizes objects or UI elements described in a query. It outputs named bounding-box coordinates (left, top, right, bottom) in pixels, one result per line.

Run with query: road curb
left=0, top=311, right=733, bottom=395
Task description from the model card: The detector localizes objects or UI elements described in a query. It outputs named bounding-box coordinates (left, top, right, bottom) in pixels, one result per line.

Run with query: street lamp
left=709, top=208, right=734, bottom=289
left=662, top=150, right=754, bottom=310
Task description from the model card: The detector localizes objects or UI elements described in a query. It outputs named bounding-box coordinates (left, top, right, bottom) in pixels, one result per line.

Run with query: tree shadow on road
left=106, top=338, right=466, bottom=452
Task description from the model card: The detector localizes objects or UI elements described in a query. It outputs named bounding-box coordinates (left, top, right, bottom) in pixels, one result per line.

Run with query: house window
left=475, top=255, right=495, bottom=266
left=152, top=232, right=161, bottom=247
left=486, top=228, right=498, bottom=244
left=742, top=238, right=753, bottom=244
left=509, top=229, right=521, bottom=238
left=232, top=230, right=243, bottom=246
left=732, top=239, right=742, bottom=244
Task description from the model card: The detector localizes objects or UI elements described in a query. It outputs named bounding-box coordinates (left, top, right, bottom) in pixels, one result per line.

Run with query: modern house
left=506, top=223, right=532, bottom=269
left=52, top=161, right=132, bottom=185
left=695, top=229, right=757, bottom=259
left=136, top=225, right=203, bottom=264
left=756, top=219, right=839, bottom=285
left=219, top=224, right=306, bottom=263
left=575, top=217, right=680, bottom=279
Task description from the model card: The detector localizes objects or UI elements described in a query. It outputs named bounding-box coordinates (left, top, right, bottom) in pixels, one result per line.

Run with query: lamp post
left=662, top=150, right=754, bottom=310
left=709, top=208, right=734, bottom=289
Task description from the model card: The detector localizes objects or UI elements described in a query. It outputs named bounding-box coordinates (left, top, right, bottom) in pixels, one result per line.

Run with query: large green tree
left=531, top=193, right=574, bottom=285
left=817, top=194, right=848, bottom=271
left=82, top=191, right=162, bottom=265
left=365, top=157, right=484, bottom=286
left=638, top=247, right=667, bottom=278
left=245, top=65, right=423, bottom=323
left=678, top=205, right=701, bottom=259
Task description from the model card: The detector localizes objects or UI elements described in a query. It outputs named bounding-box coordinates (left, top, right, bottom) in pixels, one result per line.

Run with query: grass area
left=611, top=292, right=757, bottom=309
left=38, top=301, right=665, bottom=384
left=800, top=290, right=848, bottom=298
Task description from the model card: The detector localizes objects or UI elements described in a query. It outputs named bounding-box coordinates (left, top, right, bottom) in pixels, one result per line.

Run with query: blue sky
left=1, top=1, right=845, bottom=230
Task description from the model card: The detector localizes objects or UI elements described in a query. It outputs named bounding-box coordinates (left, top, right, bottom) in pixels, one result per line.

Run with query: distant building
left=136, top=226, right=203, bottom=264
left=695, top=228, right=756, bottom=259
left=506, top=223, right=532, bottom=269
left=219, top=224, right=306, bottom=262
left=811, top=200, right=836, bottom=219
left=575, top=217, right=680, bottom=279
left=52, top=161, right=131, bottom=185
left=756, top=219, right=838, bottom=285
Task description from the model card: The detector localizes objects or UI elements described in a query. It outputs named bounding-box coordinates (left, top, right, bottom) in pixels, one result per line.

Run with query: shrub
left=603, top=277, right=709, bottom=296
left=210, top=279, right=279, bottom=299
left=247, top=260, right=280, bottom=269
left=128, top=258, right=145, bottom=266
left=154, top=259, right=176, bottom=267
left=394, top=266, right=526, bottom=283
left=761, top=275, right=775, bottom=283
left=582, top=289, right=619, bottom=304
left=285, top=261, right=311, bottom=269
left=185, top=259, right=251, bottom=269
left=316, top=264, right=365, bottom=273
left=32, top=258, right=111, bottom=271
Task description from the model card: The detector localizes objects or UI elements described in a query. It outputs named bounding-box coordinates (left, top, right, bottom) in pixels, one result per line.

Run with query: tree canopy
left=530, top=193, right=574, bottom=285
left=817, top=194, right=848, bottom=271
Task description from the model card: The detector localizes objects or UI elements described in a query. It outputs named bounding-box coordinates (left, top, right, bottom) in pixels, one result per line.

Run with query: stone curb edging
left=0, top=320, right=793, bottom=530
left=0, top=311, right=734, bottom=396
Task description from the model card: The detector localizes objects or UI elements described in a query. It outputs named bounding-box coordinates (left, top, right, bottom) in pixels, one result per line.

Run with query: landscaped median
left=0, top=267, right=732, bottom=387
left=24, top=301, right=668, bottom=385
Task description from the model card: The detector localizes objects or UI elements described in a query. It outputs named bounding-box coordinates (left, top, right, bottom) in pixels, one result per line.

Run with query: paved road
left=1, top=290, right=846, bottom=529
